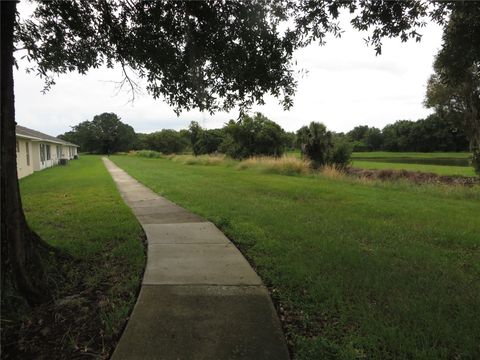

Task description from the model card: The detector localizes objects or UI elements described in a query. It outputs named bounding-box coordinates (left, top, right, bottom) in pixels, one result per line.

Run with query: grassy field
left=351, top=160, right=476, bottom=176
left=17, top=155, right=144, bottom=358
left=351, top=151, right=475, bottom=176
left=351, top=151, right=471, bottom=159
left=111, top=155, right=480, bottom=360
left=287, top=150, right=475, bottom=176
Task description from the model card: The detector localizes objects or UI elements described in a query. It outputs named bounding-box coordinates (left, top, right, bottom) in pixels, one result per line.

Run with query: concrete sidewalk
left=103, top=158, right=290, bottom=360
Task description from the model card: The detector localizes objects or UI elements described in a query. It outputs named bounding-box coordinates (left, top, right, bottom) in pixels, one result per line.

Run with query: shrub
left=330, top=140, right=352, bottom=170
left=297, top=122, right=333, bottom=168
left=297, top=122, right=352, bottom=169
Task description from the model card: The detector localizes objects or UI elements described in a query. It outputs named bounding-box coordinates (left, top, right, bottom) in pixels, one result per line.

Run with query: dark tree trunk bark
left=464, top=70, right=480, bottom=175
left=1, top=1, right=49, bottom=307
left=468, top=122, right=480, bottom=175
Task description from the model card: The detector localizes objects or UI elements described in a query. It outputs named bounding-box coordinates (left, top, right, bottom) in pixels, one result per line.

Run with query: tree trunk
left=469, top=91, right=480, bottom=175
left=464, top=69, right=480, bottom=175
left=468, top=120, right=480, bottom=175
left=1, top=1, right=49, bottom=307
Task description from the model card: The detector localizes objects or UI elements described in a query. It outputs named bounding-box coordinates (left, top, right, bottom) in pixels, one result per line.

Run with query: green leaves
left=17, top=1, right=452, bottom=114
left=425, top=3, right=480, bottom=174
left=221, top=112, right=287, bottom=159
left=17, top=1, right=297, bottom=114
left=60, top=113, right=136, bottom=154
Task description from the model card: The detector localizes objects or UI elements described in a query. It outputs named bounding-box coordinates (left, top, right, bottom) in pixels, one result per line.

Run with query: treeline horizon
left=60, top=111, right=469, bottom=156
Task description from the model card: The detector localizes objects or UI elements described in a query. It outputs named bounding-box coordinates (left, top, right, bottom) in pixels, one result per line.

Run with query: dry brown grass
left=171, top=154, right=229, bottom=166
left=347, top=167, right=480, bottom=186
left=237, top=156, right=312, bottom=175
left=318, top=165, right=345, bottom=180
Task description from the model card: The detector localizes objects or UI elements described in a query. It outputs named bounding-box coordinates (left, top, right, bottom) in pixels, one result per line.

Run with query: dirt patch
left=3, top=260, right=109, bottom=359
left=2, top=289, right=110, bottom=359
left=1, top=234, right=147, bottom=359
left=346, top=167, right=479, bottom=186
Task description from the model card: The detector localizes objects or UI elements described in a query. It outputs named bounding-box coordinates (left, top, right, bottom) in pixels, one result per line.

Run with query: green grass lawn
left=18, top=155, right=145, bottom=357
left=352, top=151, right=475, bottom=176
left=351, top=151, right=471, bottom=159
left=352, top=160, right=476, bottom=176
left=288, top=150, right=475, bottom=176
left=351, top=151, right=474, bottom=176
left=111, top=155, right=480, bottom=360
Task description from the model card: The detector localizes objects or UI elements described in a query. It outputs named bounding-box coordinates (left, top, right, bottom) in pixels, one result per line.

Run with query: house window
left=46, top=145, right=51, bottom=160
left=26, top=142, right=30, bottom=166
left=57, top=145, right=62, bottom=159
left=16, top=140, right=19, bottom=152
left=40, top=144, right=45, bottom=162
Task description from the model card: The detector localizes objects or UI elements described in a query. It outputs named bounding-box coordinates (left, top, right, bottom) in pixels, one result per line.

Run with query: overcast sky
left=14, top=5, right=444, bottom=136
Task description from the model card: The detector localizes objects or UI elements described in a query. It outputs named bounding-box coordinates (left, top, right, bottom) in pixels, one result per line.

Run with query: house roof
left=16, top=125, right=79, bottom=147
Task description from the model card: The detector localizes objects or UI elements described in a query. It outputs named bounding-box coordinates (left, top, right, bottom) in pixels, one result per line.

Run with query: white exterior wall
left=31, top=142, right=41, bottom=172
left=16, top=133, right=79, bottom=179
left=55, top=144, right=63, bottom=161
left=61, top=145, right=78, bottom=159
left=37, top=142, right=63, bottom=170
left=16, top=138, right=34, bottom=179
left=61, top=145, right=70, bottom=159
left=30, top=141, right=68, bottom=172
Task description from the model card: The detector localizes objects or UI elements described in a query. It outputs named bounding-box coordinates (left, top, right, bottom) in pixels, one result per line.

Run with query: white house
left=16, top=125, right=79, bottom=179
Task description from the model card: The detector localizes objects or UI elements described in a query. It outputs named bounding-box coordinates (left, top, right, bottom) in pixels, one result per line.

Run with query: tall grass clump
left=135, top=150, right=163, bottom=158
left=237, top=156, right=311, bottom=175
left=171, top=154, right=229, bottom=166
left=318, top=164, right=345, bottom=180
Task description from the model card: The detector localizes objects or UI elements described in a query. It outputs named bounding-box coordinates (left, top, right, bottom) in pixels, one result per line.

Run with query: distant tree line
left=136, top=129, right=190, bottom=154
left=343, top=114, right=469, bottom=152
left=60, top=111, right=469, bottom=160
left=134, top=113, right=292, bottom=158
left=137, top=113, right=352, bottom=168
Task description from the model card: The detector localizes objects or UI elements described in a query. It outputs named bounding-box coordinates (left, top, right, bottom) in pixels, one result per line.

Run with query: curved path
left=103, top=158, right=290, bottom=360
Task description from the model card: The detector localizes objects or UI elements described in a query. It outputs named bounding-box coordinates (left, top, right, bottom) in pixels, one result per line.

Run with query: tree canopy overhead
left=18, top=0, right=299, bottom=113
left=16, top=0, right=453, bottom=114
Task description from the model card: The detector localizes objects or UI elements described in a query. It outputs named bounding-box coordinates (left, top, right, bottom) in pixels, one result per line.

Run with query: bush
left=330, top=141, right=352, bottom=170
left=297, top=122, right=352, bottom=170
left=297, top=122, right=333, bottom=168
